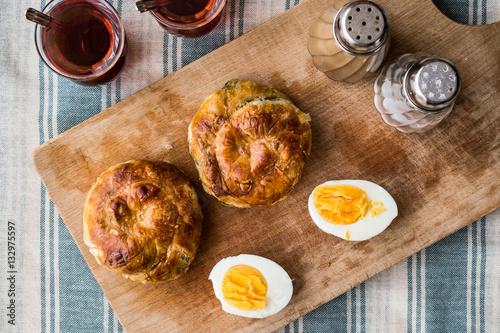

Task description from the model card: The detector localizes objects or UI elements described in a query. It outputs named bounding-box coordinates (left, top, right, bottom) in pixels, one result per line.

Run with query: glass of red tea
left=33, top=0, right=127, bottom=85
left=136, top=0, right=227, bottom=38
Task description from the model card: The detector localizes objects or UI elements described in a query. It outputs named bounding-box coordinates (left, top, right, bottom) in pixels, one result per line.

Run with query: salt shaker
left=308, top=0, right=390, bottom=83
left=373, top=53, right=461, bottom=133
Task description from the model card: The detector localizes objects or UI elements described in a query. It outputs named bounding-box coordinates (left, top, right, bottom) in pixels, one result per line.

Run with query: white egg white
left=208, top=254, right=293, bottom=318
left=308, top=180, right=398, bottom=241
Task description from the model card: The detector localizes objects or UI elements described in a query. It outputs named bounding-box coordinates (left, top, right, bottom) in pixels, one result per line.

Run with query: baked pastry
left=188, top=79, right=312, bottom=208
left=83, top=160, right=203, bottom=283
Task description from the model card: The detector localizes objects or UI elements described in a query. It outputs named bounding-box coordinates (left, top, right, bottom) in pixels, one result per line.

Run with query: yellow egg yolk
left=313, top=184, right=369, bottom=225
left=222, top=265, right=268, bottom=311
left=370, top=201, right=387, bottom=217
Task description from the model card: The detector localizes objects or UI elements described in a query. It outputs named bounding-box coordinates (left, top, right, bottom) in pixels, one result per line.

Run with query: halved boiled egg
left=208, top=254, right=293, bottom=318
left=308, top=180, right=398, bottom=241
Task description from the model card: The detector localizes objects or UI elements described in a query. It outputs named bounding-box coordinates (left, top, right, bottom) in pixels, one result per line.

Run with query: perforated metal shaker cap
left=403, top=56, right=461, bottom=112
left=333, top=0, right=389, bottom=55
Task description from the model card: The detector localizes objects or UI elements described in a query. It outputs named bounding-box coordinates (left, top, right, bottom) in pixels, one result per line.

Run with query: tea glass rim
left=150, top=0, right=227, bottom=31
left=34, top=0, right=126, bottom=83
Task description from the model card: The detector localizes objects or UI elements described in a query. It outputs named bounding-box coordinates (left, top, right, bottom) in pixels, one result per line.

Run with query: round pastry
left=188, top=79, right=312, bottom=208
left=83, top=160, right=203, bottom=283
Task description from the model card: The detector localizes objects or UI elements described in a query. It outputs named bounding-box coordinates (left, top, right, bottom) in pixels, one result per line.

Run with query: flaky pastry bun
left=188, top=79, right=312, bottom=208
left=83, top=160, right=203, bottom=283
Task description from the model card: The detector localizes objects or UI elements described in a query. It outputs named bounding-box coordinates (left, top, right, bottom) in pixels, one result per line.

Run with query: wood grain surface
left=31, top=0, right=500, bottom=332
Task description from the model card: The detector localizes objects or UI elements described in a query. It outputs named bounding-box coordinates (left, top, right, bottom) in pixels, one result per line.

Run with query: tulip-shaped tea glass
left=27, top=0, right=127, bottom=85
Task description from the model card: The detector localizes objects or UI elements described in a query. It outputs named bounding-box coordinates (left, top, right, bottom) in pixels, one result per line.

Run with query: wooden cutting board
left=31, top=0, right=500, bottom=332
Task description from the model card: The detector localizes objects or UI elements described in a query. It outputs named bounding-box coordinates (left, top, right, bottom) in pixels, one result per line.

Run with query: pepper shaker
left=373, top=53, right=461, bottom=133
left=308, top=0, right=390, bottom=83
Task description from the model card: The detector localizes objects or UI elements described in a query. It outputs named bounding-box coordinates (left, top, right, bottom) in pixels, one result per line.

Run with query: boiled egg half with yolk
left=208, top=254, right=293, bottom=318
left=308, top=180, right=398, bottom=241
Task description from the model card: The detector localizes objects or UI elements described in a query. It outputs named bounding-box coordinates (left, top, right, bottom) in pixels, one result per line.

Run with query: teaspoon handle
left=25, top=8, right=51, bottom=27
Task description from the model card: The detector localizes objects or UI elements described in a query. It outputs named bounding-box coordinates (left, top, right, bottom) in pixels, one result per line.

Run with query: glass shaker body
left=308, top=0, right=390, bottom=83
left=374, top=53, right=461, bottom=133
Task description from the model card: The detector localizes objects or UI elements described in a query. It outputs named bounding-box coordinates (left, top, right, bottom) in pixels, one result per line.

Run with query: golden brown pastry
left=188, top=79, right=312, bottom=208
left=83, top=160, right=203, bottom=283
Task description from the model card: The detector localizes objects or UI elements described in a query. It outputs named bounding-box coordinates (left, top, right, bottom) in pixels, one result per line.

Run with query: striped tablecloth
left=1, top=0, right=499, bottom=332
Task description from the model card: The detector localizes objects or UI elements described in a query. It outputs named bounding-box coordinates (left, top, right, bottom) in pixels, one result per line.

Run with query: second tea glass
left=137, top=0, right=227, bottom=38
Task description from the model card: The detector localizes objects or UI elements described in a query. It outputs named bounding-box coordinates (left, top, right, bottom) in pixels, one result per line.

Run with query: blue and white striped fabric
left=1, top=0, right=499, bottom=332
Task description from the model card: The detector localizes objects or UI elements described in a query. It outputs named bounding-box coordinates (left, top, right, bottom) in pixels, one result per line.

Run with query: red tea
left=152, top=0, right=226, bottom=37
left=158, top=0, right=215, bottom=22
left=38, top=0, right=126, bottom=85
